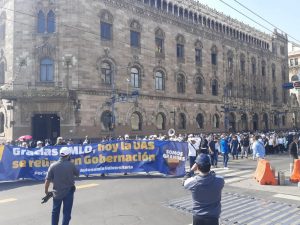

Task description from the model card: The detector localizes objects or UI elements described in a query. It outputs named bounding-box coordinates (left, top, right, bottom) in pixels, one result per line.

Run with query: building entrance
left=32, top=114, right=60, bottom=144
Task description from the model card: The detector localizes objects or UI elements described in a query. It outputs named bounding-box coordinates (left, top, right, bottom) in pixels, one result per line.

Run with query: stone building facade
left=0, top=0, right=293, bottom=142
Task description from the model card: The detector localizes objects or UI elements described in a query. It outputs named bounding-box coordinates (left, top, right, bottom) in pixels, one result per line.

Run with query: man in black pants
left=183, top=154, right=224, bottom=225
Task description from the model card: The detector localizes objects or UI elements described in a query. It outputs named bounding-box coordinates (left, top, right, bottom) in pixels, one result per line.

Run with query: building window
left=272, top=88, right=277, bottom=104
left=47, top=10, right=55, bottom=33
left=176, top=34, right=185, bottom=61
left=100, top=22, right=112, bottom=40
left=295, top=58, right=298, bottom=66
left=252, top=85, right=257, bottom=100
left=195, top=77, right=203, bottom=94
left=241, top=84, right=246, bottom=98
left=290, top=59, right=294, bottom=66
left=262, top=60, right=266, bottom=76
left=177, top=74, right=185, bottom=93
left=156, top=113, right=166, bottom=130
left=131, top=31, right=140, bottom=48
left=155, top=28, right=165, bottom=55
left=0, top=112, right=4, bottom=133
left=211, top=45, right=218, bottom=66
left=213, top=114, right=220, bottom=128
left=251, top=57, right=256, bottom=75
left=131, top=67, right=140, bottom=88
left=227, top=55, right=233, bottom=71
left=130, top=20, right=142, bottom=49
left=0, top=62, right=4, bottom=84
left=240, top=54, right=245, bottom=74
left=101, top=111, right=113, bottom=131
left=155, top=71, right=165, bottom=90
left=131, top=112, right=142, bottom=131
left=195, top=49, right=202, bottom=65
left=101, top=62, right=112, bottom=84
left=195, top=41, right=203, bottom=66
left=40, top=58, right=54, bottom=82
left=272, top=64, right=276, bottom=81
left=178, top=113, right=186, bottom=130
left=0, top=13, right=6, bottom=40
left=37, top=10, right=45, bottom=33
left=196, top=113, right=204, bottom=129
left=211, top=79, right=218, bottom=96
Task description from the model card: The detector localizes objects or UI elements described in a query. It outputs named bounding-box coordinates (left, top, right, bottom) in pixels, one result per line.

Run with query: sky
left=197, top=0, right=300, bottom=47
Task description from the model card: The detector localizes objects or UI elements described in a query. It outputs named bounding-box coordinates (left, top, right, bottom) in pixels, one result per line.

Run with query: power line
left=231, top=0, right=300, bottom=46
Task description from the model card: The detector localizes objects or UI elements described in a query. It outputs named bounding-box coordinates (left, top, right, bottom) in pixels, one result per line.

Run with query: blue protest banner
left=0, top=140, right=188, bottom=181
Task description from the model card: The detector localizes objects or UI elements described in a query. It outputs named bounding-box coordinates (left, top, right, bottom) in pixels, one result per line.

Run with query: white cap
left=37, top=141, right=43, bottom=144
left=124, top=134, right=129, bottom=139
left=60, top=147, right=71, bottom=157
left=188, top=134, right=193, bottom=138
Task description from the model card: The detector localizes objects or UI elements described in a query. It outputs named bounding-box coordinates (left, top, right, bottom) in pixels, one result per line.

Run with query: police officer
left=183, top=154, right=224, bottom=225
left=45, top=147, right=79, bottom=225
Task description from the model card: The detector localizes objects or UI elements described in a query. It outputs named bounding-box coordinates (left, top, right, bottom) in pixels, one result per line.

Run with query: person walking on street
left=220, top=135, right=229, bottom=169
left=240, top=135, right=250, bottom=159
left=45, top=147, right=79, bottom=225
left=188, top=134, right=197, bottom=175
left=183, top=153, right=224, bottom=225
left=252, top=135, right=265, bottom=160
left=230, top=135, right=239, bottom=160
left=289, top=135, right=299, bottom=161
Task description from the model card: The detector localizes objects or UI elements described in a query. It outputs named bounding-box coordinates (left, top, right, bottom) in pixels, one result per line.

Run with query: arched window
left=196, top=113, right=204, bottom=129
left=0, top=112, right=4, bottom=133
left=101, top=111, right=113, bottom=131
left=155, top=71, right=165, bottom=90
left=168, top=2, right=173, bottom=13
left=178, top=113, right=186, bottom=130
left=47, top=10, right=55, bottom=33
left=37, top=10, right=45, bottom=33
left=156, top=113, right=166, bottom=130
left=0, top=62, right=5, bottom=84
left=195, top=76, right=203, bottom=94
left=131, top=67, right=140, bottom=88
left=211, top=79, right=218, bottom=96
left=155, top=28, right=165, bottom=55
left=130, top=20, right=142, bottom=48
left=101, top=62, right=112, bottom=84
left=131, top=112, right=142, bottom=131
left=213, top=114, right=220, bottom=128
left=40, top=58, right=54, bottom=82
left=211, top=45, right=218, bottom=66
left=176, top=34, right=185, bottom=61
left=291, top=75, right=299, bottom=82
left=177, top=74, right=185, bottom=93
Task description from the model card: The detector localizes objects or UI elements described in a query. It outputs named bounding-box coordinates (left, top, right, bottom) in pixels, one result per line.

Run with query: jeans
left=52, top=189, right=74, bottom=225
left=211, top=153, right=218, bottom=166
left=223, top=153, right=229, bottom=167
left=189, top=156, right=196, bottom=175
left=193, top=216, right=219, bottom=225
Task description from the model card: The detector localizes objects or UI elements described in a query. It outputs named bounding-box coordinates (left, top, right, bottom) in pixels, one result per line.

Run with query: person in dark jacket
left=184, top=154, right=224, bottom=225
left=230, top=135, right=239, bottom=160
left=289, top=135, right=299, bottom=161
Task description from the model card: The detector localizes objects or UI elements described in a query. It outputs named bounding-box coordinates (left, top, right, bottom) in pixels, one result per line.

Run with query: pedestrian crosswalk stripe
left=166, top=192, right=300, bottom=225
left=76, top=183, right=99, bottom=189
left=0, top=198, right=17, bottom=204
left=273, top=193, right=300, bottom=201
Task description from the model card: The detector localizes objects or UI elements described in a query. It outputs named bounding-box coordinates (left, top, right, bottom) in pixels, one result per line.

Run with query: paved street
left=0, top=154, right=299, bottom=225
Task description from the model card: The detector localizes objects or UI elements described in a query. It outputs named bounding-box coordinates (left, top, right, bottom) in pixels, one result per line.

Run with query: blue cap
left=195, top=153, right=211, bottom=166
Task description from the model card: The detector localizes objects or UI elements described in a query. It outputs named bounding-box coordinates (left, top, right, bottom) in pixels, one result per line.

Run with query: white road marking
left=0, top=198, right=17, bottom=204
left=273, top=193, right=300, bottom=201
left=76, top=183, right=99, bottom=189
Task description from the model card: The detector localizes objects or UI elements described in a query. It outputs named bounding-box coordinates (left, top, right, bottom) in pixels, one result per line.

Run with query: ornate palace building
left=0, top=0, right=294, bottom=142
